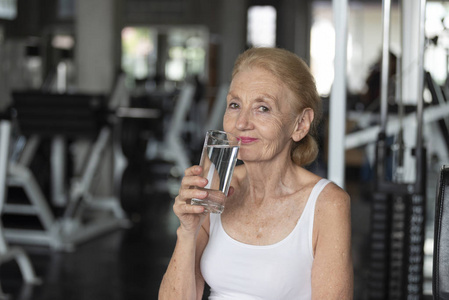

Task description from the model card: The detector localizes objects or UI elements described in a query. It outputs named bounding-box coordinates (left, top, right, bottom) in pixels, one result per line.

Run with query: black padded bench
left=12, top=91, right=107, bottom=139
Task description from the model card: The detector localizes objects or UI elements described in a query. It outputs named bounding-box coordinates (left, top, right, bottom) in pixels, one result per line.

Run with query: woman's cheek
left=222, top=113, right=233, bottom=132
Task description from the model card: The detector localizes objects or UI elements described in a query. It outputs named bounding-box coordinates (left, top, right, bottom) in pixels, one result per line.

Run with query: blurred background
left=0, top=0, right=449, bottom=299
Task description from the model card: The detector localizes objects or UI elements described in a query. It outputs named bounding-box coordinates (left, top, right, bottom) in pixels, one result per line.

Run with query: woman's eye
left=258, top=106, right=269, bottom=112
left=229, top=102, right=239, bottom=109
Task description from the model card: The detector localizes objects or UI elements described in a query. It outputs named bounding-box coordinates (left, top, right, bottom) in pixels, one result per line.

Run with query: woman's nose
left=235, top=108, right=252, bottom=130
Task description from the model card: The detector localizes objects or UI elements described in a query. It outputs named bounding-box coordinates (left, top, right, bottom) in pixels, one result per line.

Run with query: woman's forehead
left=231, top=67, right=282, bottom=89
left=230, top=67, right=296, bottom=101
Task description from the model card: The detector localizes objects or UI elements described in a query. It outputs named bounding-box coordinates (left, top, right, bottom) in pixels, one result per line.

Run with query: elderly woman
left=159, top=47, right=353, bottom=300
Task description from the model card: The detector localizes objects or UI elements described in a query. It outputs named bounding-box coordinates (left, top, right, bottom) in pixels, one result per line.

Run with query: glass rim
left=206, top=129, right=240, bottom=145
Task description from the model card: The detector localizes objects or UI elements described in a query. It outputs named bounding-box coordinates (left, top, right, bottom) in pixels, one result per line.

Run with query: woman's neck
left=242, top=156, right=301, bottom=206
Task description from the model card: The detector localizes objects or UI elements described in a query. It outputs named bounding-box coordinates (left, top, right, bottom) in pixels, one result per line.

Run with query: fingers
left=178, top=187, right=207, bottom=204
left=181, top=166, right=208, bottom=189
left=173, top=165, right=209, bottom=217
left=184, top=165, right=202, bottom=176
left=173, top=196, right=205, bottom=215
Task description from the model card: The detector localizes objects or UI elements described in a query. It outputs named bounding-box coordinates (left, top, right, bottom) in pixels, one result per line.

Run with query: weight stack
left=368, top=190, right=427, bottom=300
left=368, top=192, right=392, bottom=299
left=402, top=193, right=426, bottom=299
left=389, top=194, right=406, bottom=299
left=368, top=187, right=426, bottom=298
left=403, top=147, right=427, bottom=299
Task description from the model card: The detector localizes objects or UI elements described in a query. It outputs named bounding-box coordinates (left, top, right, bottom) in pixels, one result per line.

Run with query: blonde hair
left=232, top=47, right=322, bottom=166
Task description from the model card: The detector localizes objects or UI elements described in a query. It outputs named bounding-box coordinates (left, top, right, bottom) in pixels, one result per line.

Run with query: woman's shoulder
left=318, top=180, right=350, bottom=203
left=314, top=180, right=351, bottom=224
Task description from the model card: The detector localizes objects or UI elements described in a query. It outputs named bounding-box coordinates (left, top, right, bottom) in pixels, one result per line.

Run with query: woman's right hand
left=173, top=165, right=209, bottom=238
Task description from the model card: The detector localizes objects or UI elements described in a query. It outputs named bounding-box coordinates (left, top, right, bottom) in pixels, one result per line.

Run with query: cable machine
left=368, top=0, right=427, bottom=299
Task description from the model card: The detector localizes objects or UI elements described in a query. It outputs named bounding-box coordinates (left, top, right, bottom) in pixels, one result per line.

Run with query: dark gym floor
left=0, top=166, right=435, bottom=300
left=0, top=196, right=178, bottom=300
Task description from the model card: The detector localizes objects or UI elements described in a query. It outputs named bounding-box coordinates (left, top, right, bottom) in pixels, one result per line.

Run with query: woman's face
left=223, top=67, right=301, bottom=163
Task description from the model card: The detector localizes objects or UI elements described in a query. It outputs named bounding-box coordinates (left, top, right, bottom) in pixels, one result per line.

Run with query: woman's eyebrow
left=258, top=93, right=277, bottom=101
left=226, top=91, right=280, bottom=109
left=226, top=91, right=239, bottom=100
left=256, top=93, right=280, bottom=108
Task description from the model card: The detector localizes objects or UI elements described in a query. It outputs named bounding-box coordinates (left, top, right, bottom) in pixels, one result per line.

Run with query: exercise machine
left=0, top=109, right=41, bottom=299
left=0, top=84, right=132, bottom=251
left=367, top=0, right=427, bottom=299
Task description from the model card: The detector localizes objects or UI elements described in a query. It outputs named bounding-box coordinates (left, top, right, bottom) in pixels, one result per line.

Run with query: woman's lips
left=238, top=136, right=258, bottom=144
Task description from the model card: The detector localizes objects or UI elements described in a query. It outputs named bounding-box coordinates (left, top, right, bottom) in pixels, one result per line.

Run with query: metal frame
left=345, top=102, right=449, bottom=150
left=1, top=70, right=132, bottom=251
left=2, top=125, right=130, bottom=251
left=0, top=119, right=41, bottom=298
left=328, top=0, right=348, bottom=188
left=1, top=77, right=133, bottom=251
left=161, top=83, right=196, bottom=172
left=367, top=0, right=428, bottom=298
left=50, top=136, right=68, bottom=207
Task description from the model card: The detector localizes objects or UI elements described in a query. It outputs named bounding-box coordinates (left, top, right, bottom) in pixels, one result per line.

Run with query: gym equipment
left=433, top=165, right=449, bottom=300
left=114, top=88, right=176, bottom=213
left=425, top=71, right=449, bottom=152
left=118, top=91, right=169, bottom=162
left=0, top=110, right=41, bottom=298
left=119, top=159, right=176, bottom=216
left=119, top=163, right=145, bottom=214
left=120, top=116, right=152, bottom=161
left=160, top=82, right=196, bottom=172
left=137, top=82, right=196, bottom=186
left=0, top=90, right=131, bottom=251
left=203, top=83, right=229, bottom=132
left=118, top=82, right=233, bottom=215
left=367, top=0, right=427, bottom=299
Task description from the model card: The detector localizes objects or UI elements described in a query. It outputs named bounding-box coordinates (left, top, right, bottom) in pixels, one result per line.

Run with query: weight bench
left=1, top=91, right=129, bottom=251
left=434, top=165, right=449, bottom=299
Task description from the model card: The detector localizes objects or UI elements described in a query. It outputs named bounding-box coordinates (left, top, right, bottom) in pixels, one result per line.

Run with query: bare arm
left=311, top=183, right=353, bottom=300
left=159, top=166, right=210, bottom=300
left=159, top=226, right=208, bottom=300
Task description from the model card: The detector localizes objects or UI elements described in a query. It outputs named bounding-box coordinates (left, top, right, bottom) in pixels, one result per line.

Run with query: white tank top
left=200, top=178, right=331, bottom=300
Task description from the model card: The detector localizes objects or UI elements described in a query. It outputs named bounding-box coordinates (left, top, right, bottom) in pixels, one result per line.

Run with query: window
left=121, top=26, right=208, bottom=88
left=122, top=27, right=157, bottom=83
left=0, top=0, right=17, bottom=20
left=247, top=6, right=276, bottom=47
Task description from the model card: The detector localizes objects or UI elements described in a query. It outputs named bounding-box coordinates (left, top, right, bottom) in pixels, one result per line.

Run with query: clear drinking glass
left=191, top=130, right=240, bottom=214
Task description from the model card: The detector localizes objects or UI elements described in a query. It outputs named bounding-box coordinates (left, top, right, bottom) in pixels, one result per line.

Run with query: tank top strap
left=304, top=178, right=332, bottom=256
left=305, top=178, right=332, bottom=215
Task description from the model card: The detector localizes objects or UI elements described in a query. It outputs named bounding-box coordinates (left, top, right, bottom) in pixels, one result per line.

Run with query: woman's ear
left=292, top=108, right=314, bottom=142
